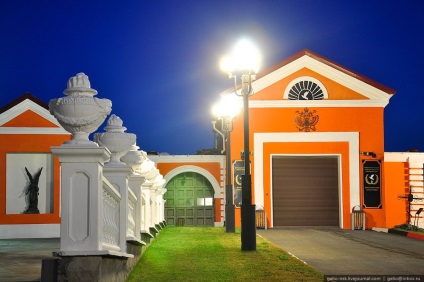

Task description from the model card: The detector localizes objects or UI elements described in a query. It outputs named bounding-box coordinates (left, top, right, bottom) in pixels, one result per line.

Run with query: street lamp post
left=212, top=95, right=241, bottom=233
left=220, top=39, right=261, bottom=251
left=223, top=118, right=235, bottom=233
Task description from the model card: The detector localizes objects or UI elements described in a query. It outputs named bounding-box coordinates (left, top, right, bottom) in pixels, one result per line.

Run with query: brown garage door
left=272, top=156, right=339, bottom=226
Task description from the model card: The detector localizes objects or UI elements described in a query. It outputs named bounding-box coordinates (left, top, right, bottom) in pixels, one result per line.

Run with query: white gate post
left=127, top=174, right=145, bottom=241
left=122, top=144, right=147, bottom=242
left=159, top=187, right=167, bottom=224
left=95, top=115, right=136, bottom=253
left=50, top=73, right=130, bottom=257
left=51, top=145, right=129, bottom=255
left=149, top=185, right=158, bottom=229
left=141, top=182, right=153, bottom=232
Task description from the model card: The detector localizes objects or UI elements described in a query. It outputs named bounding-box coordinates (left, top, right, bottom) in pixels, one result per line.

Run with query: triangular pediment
left=2, top=109, right=59, bottom=127
left=0, top=93, right=68, bottom=134
left=224, top=49, right=395, bottom=108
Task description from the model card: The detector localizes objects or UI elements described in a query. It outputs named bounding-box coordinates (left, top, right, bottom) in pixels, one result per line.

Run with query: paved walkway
left=2, top=229, right=424, bottom=280
left=257, top=227, right=424, bottom=276
left=0, top=238, right=59, bottom=282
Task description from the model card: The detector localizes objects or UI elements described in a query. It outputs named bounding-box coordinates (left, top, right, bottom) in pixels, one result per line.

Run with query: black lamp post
left=212, top=95, right=241, bottom=233
left=220, top=39, right=260, bottom=251
left=223, top=116, right=236, bottom=233
left=238, top=72, right=256, bottom=251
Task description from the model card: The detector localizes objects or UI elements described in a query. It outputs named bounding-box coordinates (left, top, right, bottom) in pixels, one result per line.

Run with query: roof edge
left=257, top=49, right=396, bottom=95
left=0, top=93, right=49, bottom=114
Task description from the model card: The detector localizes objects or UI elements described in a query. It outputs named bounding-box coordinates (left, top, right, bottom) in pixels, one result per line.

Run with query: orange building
left=139, top=50, right=423, bottom=230
left=1, top=50, right=423, bottom=233
left=0, top=93, right=70, bottom=238
left=216, top=49, right=423, bottom=229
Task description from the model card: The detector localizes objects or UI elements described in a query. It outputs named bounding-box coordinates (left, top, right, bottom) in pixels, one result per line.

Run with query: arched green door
left=165, top=172, right=215, bottom=226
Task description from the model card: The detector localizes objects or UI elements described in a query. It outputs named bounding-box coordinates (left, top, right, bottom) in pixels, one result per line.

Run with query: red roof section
left=257, top=49, right=396, bottom=95
left=0, top=92, right=49, bottom=114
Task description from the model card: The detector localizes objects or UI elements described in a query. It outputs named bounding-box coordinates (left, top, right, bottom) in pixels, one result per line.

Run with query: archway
left=164, top=172, right=215, bottom=226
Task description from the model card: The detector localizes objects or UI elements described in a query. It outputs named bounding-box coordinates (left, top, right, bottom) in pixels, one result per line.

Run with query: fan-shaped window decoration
left=283, top=76, right=328, bottom=100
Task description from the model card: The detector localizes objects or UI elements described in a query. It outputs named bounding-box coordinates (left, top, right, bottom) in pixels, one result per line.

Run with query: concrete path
left=2, top=228, right=424, bottom=281
left=0, top=238, right=59, bottom=282
left=257, top=227, right=424, bottom=276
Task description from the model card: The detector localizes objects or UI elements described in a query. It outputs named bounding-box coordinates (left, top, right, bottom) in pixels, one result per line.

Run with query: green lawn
left=127, top=226, right=323, bottom=281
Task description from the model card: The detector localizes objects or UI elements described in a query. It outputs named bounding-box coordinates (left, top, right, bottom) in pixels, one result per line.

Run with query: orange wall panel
left=0, top=134, right=70, bottom=224
left=157, top=162, right=222, bottom=182
left=2, top=110, right=59, bottom=127
left=230, top=107, right=384, bottom=158
left=235, top=207, right=241, bottom=227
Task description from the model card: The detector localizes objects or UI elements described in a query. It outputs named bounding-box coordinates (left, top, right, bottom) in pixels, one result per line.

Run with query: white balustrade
left=101, top=177, right=121, bottom=252
left=127, top=187, right=137, bottom=238
left=50, top=73, right=166, bottom=258
left=103, top=165, right=132, bottom=253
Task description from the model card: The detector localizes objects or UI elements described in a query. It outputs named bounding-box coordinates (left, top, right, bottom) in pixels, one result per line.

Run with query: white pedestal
left=51, top=145, right=132, bottom=257
left=128, top=174, right=145, bottom=243
left=141, top=182, right=152, bottom=233
left=149, top=185, right=160, bottom=230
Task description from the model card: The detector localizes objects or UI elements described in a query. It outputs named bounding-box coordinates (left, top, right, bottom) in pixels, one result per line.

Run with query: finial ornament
left=49, top=73, right=112, bottom=145
left=64, top=72, right=98, bottom=96
left=122, top=143, right=147, bottom=172
left=94, top=115, right=136, bottom=166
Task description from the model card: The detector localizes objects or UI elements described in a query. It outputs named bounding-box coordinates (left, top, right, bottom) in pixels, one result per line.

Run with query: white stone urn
left=49, top=73, right=112, bottom=145
left=94, top=114, right=136, bottom=166
left=122, top=144, right=147, bottom=172
left=152, top=174, right=164, bottom=185
left=136, top=156, right=157, bottom=180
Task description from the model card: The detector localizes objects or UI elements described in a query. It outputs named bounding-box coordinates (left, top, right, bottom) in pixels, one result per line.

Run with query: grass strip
left=127, top=226, right=323, bottom=281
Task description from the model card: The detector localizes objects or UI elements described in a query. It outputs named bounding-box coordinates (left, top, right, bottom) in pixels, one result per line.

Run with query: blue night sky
left=1, top=1, right=423, bottom=154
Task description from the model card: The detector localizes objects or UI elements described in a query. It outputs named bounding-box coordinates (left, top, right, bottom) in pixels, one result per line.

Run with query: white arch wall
left=163, top=165, right=222, bottom=198
left=161, top=164, right=225, bottom=227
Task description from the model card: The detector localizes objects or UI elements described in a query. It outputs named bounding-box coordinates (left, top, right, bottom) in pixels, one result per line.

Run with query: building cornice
left=249, top=99, right=388, bottom=108
left=0, top=127, right=69, bottom=134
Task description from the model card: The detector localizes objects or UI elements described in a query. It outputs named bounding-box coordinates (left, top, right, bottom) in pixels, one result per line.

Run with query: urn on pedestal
left=135, top=153, right=156, bottom=178
left=49, top=73, right=112, bottom=145
left=122, top=144, right=147, bottom=172
left=94, top=115, right=136, bottom=166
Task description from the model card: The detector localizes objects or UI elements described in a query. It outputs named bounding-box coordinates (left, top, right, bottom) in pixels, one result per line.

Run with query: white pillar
left=141, top=182, right=153, bottom=231
left=51, top=145, right=130, bottom=257
left=149, top=185, right=158, bottom=228
left=128, top=174, right=145, bottom=242
left=159, top=187, right=167, bottom=223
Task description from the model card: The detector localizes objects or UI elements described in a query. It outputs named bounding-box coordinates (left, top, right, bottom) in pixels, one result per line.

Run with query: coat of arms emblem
left=294, top=108, right=319, bottom=132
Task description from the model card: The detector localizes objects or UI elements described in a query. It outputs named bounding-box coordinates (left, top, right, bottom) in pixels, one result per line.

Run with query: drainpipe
left=212, top=120, right=225, bottom=154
